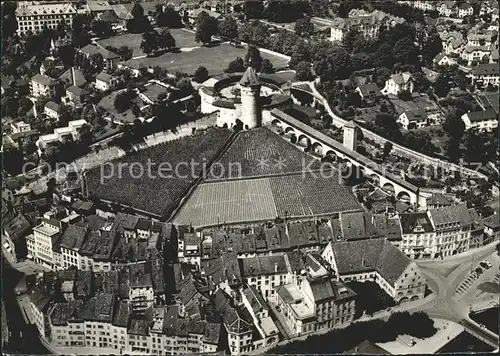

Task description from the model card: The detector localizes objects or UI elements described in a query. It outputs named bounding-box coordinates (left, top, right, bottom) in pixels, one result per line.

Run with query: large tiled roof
left=242, top=286, right=268, bottom=314
left=472, top=63, right=499, bottom=76
left=330, top=238, right=411, bottom=287
left=3, top=213, right=31, bottom=242
left=49, top=300, right=84, bottom=326
left=239, top=255, right=287, bottom=277
left=214, top=289, right=253, bottom=334
left=483, top=214, right=500, bottom=230
left=80, top=44, right=119, bottom=60
left=31, top=74, right=54, bottom=86
left=399, top=212, right=433, bottom=234
left=464, top=109, right=497, bottom=123
left=16, top=3, right=77, bottom=16
left=112, top=300, right=130, bottom=327
left=59, top=224, right=88, bottom=251
left=428, top=203, right=473, bottom=230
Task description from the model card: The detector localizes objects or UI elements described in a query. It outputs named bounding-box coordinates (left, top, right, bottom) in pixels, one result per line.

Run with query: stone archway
left=284, top=126, right=295, bottom=135
left=410, top=295, right=419, bottom=301
left=368, top=174, right=380, bottom=185
left=397, top=191, right=411, bottom=203
left=399, top=297, right=409, bottom=304
left=312, top=142, right=324, bottom=156
left=324, top=150, right=337, bottom=163
left=382, top=182, right=395, bottom=194
left=271, top=119, right=282, bottom=128
left=297, top=134, right=311, bottom=149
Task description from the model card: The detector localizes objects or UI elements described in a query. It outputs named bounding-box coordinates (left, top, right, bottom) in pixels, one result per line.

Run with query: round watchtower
left=239, top=67, right=261, bottom=129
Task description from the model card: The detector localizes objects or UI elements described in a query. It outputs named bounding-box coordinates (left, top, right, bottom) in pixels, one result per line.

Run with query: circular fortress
left=199, top=67, right=292, bottom=129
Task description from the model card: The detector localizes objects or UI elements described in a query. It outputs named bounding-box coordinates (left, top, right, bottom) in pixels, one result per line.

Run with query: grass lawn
left=97, top=28, right=200, bottom=58
left=140, top=42, right=289, bottom=75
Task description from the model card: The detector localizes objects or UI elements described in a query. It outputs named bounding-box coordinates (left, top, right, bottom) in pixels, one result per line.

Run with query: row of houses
left=175, top=204, right=499, bottom=266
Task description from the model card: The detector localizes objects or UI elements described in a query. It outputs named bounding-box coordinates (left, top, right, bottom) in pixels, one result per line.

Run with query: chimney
left=275, top=262, right=278, bottom=273
left=71, top=67, right=76, bottom=86
left=361, top=258, right=365, bottom=267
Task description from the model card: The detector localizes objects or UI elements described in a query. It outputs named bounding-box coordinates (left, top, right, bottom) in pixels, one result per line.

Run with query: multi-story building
left=10, top=121, right=32, bottom=134
left=33, top=215, right=62, bottom=269
left=59, top=223, right=88, bottom=269
left=322, top=239, right=426, bottom=303
left=2, top=212, right=31, bottom=262
left=31, top=74, right=56, bottom=99
left=36, top=119, right=88, bottom=154
left=330, top=10, right=404, bottom=42
left=483, top=214, right=500, bottom=244
left=239, top=255, right=288, bottom=300
left=411, top=1, right=436, bottom=12
left=461, top=109, right=498, bottom=132
left=276, top=252, right=356, bottom=336
left=129, top=264, right=155, bottom=314
left=471, top=63, right=500, bottom=87
left=15, top=3, right=78, bottom=36
left=460, top=46, right=491, bottom=66
left=79, top=45, right=119, bottom=71
left=398, top=109, right=427, bottom=130
left=95, top=72, right=120, bottom=92
left=437, top=1, right=456, bottom=17
left=457, top=3, right=474, bottom=18
left=440, top=31, right=465, bottom=55
left=399, top=204, right=484, bottom=259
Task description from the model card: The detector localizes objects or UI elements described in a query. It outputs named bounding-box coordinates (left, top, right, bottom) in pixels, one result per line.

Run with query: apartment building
left=471, top=63, right=500, bottom=87
left=461, top=109, right=498, bottom=132
left=239, top=255, right=289, bottom=300
left=399, top=204, right=484, bottom=259
left=33, top=216, right=62, bottom=269
left=31, top=74, right=56, bottom=99
left=16, top=3, right=78, bottom=36
left=330, top=10, right=404, bottom=42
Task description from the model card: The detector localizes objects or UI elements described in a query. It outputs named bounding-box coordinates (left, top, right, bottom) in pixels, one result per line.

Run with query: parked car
left=480, top=261, right=493, bottom=269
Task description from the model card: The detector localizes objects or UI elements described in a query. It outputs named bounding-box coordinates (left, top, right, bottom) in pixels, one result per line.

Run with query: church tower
left=343, top=121, right=359, bottom=152
left=239, top=66, right=261, bottom=129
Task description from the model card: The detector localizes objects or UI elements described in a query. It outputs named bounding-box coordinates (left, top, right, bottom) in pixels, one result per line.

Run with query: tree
left=158, top=28, right=176, bottom=51
left=243, top=1, right=264, bottom=19
left=295, top=61, right=312, bottom=81
left=218, top=16, right=238, bottom=43
left=131, top=3, right=145, bottom=18
left=289, top=41, right=311, bottom=69
left=1, top=2, right=18, bottom=40
left=421, top=29, right=443, bottom=64
left=114, top=90, right=136, bottom=113
left=294, top=16, right=314, bottom=36
left=244, top=46, right=262, bottom=70
left=156, top=7, right=183, bottom=28
left=374, top=113, right=402, bottom=141
left=141, top=31, right=159, bottom=55
left=195, top=15, right=218, bottom=46
left=445, top=138, right=461, bottom=162
left=434, top=72, right=452, bottom=97
left=193, top=66, right=209, bottom=82
left=260, top=59, right=275, bottom=74
left=464, top=128, right=487, bottom=163
left=176, top=78, right=193, bottom=97
left=383, top=141, right=393, bottom=158
left=443, top=114, right=465, bottom=139
left=392, top=36, right=419, bottom=66
left=225, top=57, right=245, bottom=73
left=91, top=20, right=113, bottom=37
left=313, top=45, right=351, bottom=81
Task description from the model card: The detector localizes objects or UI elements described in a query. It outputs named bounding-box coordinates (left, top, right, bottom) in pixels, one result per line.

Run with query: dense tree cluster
left=156, top=6, right=183, bottom=28
left=195, top=11, right=218, bottom=46
left=141, top=29, right=176, bottom=55
left=114, top=89, right=138, bottom=113
left=242, top=0, right=311, bottom=22
left=218, top=16, right=239, bottom=43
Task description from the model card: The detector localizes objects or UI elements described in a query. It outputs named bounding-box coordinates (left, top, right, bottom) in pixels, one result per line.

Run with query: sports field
left=173, top=178, right=278, bottom=227
left=174, top=172, right=361, bottom=227
left=206, top=127, right=322, bottom=180
left=97, top=28, right=199, bottom=57
left=140, top=43, right=289, bottom=75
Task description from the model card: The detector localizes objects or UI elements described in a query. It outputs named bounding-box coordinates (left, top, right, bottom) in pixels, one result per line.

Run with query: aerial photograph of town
left=1, top=0, right=499, bottom=355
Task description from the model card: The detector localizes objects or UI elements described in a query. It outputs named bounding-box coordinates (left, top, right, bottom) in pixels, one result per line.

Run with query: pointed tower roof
left=239, top=67, right=260, bottom=87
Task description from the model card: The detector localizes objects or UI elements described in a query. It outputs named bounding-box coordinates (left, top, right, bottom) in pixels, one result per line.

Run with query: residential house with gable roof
left=79, top=45, right=120, bottom=71
left=471, top=63, right=500, bottom=87
left=382, top=72, right=414, bottom=95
